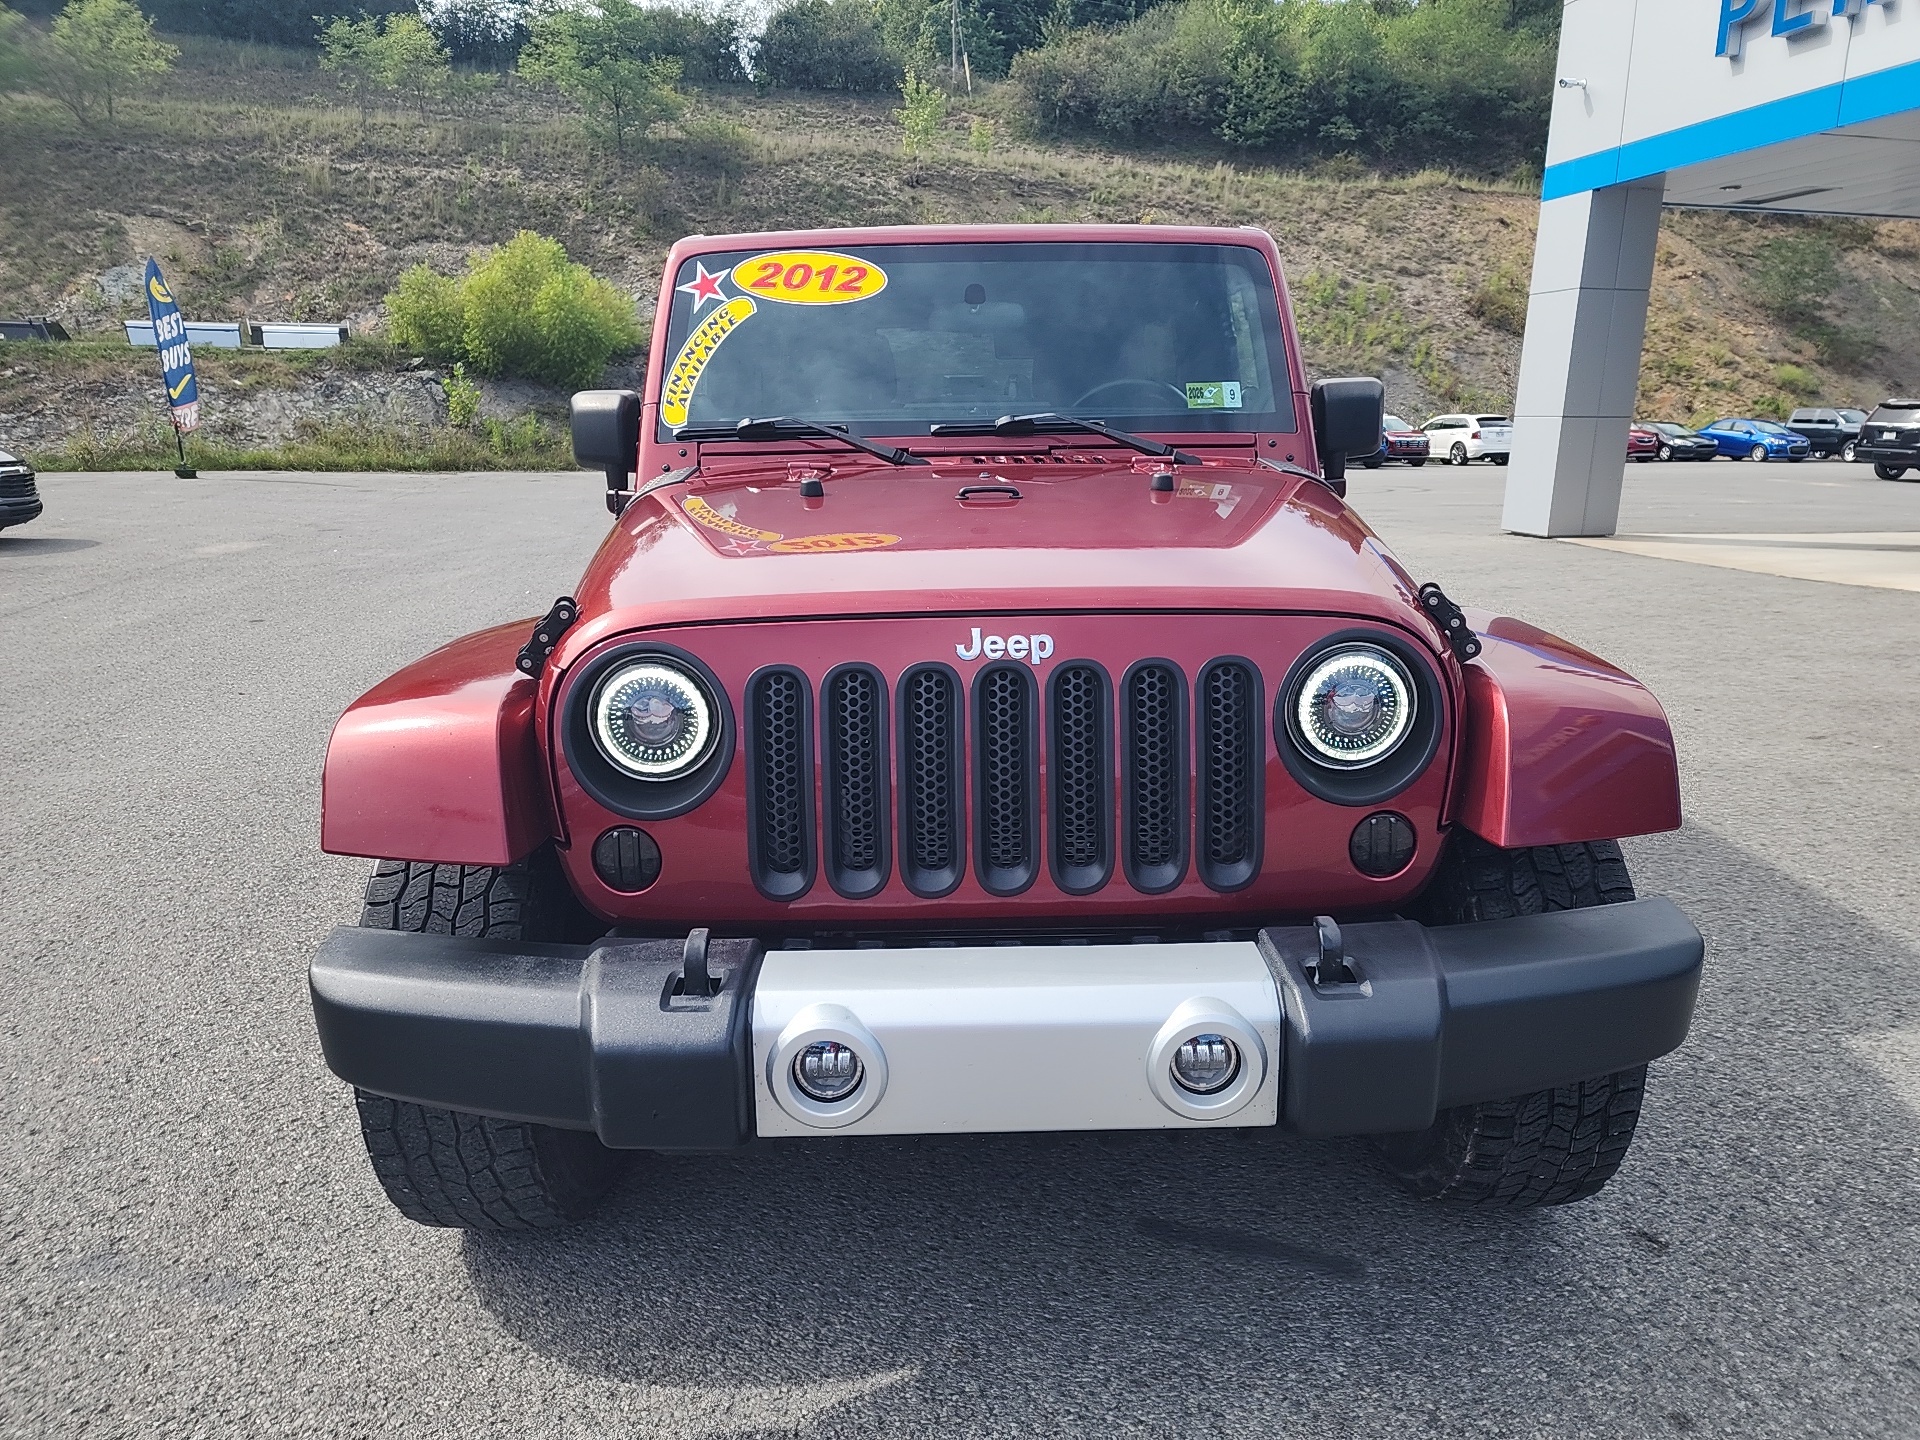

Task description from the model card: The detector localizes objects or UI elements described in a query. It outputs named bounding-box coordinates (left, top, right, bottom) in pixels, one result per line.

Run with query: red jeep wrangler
left=312, top=225, right=1702, bottom=1230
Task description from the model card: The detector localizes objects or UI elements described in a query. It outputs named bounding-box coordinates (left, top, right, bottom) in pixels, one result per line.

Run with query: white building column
left=1501, top=177, right=1666, bottom=538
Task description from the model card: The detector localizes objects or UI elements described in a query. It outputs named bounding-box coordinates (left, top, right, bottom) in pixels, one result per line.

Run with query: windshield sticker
left=1177, top=480, right=1243, bottom=518
left=682, top=495, right=782, bottom=543
left=676, top=261, right=730, bottom=312
left=767, top=532, right=901, bottom=554
left=661, top=295, right=757, bottom=428
left=1186, top=381, right=1244, bottom=410
left=731, top=250, right=888, bottom=307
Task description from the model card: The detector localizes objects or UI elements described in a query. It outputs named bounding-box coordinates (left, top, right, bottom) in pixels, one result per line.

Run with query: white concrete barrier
left=250, top=323, right=349, bottom=350
left=124, top=320, right=244, bottom=349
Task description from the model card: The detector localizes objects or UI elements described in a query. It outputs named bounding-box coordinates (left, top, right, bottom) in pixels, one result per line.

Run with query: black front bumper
left=310, top=900, right=1703, bottom=1148
left=0, top=468, right=41, bottom=528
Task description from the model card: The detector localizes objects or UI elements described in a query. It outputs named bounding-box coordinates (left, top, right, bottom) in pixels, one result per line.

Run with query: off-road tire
left=351, top=856, right=625, bottom=1230
left=1378, top=834, right=1648, bottom=1208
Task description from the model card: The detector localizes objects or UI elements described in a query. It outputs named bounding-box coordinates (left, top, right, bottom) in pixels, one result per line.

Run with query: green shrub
left=756, top=0, right=900, bottom=92
left=1008, top=0, right=1553, bottom=169
left=385, top=232, right=642, bottom=390
left=1468, top=265, right=1529, bottom=337
left=676, top=116, right=753, bottom=175
left=1752, top=235, right=1839, bottom=321
left=1771, top=363, right=1820, bottom=399
left=444, top=361, right=481, bottom=428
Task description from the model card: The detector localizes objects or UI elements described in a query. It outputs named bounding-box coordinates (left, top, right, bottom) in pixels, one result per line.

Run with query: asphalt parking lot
left=3, top=458, right=1918, bottom=1438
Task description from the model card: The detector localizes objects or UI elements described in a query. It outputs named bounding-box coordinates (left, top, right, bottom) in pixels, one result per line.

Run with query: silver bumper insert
left=751, top=943, right=1283, bottom=1137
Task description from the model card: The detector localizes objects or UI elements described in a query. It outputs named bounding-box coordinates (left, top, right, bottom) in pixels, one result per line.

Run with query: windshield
left=1839, top=409, right=1867, bottom=423
left=1384, top=414, right=1410, bottom=431
left=1753, top=421, right=1795, bottom=436
left=1652, top=424, right=1690, bottom=437
left=657, top=242, right=1294, bottom=440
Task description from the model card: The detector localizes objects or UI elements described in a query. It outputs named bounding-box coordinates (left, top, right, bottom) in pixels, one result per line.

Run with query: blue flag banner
left=143, top=258, right=200, bottom=434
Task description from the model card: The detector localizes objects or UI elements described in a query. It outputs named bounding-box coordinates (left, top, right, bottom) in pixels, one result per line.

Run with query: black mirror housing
left=572, top=388, right=640, bottom=468
left=1310, top=377, right=1386, bottom=492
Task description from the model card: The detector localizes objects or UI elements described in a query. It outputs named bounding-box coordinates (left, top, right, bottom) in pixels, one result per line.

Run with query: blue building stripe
left=1542, top=57, right=1920, bottom=202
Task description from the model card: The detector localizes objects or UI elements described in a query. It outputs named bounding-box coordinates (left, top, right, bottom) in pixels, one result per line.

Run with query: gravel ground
left=2, top=460, right=1917, bottom=1438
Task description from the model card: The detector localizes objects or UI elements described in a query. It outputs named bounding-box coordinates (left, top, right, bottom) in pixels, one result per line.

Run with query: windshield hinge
left=515, top=596, right=579, bottom=677
left=1418, top=583, right=1482, bottom=663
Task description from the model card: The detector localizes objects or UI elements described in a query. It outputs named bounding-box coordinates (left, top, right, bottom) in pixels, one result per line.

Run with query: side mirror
left=571, top=389, right=641, bottom=515
left=1310, top=377, right=1386, bottom=497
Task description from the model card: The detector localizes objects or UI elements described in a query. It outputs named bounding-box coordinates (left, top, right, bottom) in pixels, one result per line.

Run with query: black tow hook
left=675, top=927, right=719, bottom=1002
left=1309, top=916, right=1360, bottom=988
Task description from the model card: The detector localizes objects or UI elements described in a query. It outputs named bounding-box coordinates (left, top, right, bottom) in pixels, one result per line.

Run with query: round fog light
left=1171, top=1034, right=1241, bottom=1095
left=793, top=1041, right=865, bottom=1103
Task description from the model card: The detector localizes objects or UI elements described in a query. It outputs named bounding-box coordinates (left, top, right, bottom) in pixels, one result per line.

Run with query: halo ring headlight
left=590, top=659, right=718, bottom=780
left=1291, top=645, right=1416, bottom=769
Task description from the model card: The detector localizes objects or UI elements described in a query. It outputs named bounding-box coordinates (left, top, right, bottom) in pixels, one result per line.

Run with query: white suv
left=1424, top=414, right=1513, bottom=466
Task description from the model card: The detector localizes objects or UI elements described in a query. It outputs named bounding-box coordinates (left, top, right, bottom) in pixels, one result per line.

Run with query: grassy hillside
left=1, top=36, right=1916, bottom=469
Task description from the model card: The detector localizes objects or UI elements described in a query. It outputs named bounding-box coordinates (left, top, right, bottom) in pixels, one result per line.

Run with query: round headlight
left=1292, top=645, right=1415, bottom=768
left=591, top=660, right=718, bottom=779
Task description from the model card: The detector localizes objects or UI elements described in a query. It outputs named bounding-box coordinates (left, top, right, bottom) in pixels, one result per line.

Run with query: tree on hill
left=42, top=0, right=177, bottom=122
left=320, top=12, right=453, bottom=122
left=520, top=4, right=686, bottom=158
left=0, top=5, right=37, bottom=92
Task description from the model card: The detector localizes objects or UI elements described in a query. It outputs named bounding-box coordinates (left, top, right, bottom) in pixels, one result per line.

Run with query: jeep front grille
left=745, top=668, right=813, bottom=900
left=821, top=665, right=888, bottom=898
left=1197, top=659, right=1262, bottom=892
left=975, top=664, right=1040, bottom=894
left=898, top=665, right=964, bottom=896
left=744, top=655, right=1270, bottom=901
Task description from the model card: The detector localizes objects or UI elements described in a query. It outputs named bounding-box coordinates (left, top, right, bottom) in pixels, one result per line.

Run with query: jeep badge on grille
left=955, top=628, right=1055, bottom=663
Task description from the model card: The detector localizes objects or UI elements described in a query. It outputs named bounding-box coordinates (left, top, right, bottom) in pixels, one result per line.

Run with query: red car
left=1628, top=424, right=1660, bottom=462
left=311, top=225, right=1702, bottom=1231
left=1362, top=413, right=1431, bottom=468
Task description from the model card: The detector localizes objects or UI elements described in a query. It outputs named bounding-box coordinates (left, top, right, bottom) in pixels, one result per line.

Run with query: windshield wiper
left=929, top=412, right=1200, bottom=464
left=673, top=416, right=928, bottom=467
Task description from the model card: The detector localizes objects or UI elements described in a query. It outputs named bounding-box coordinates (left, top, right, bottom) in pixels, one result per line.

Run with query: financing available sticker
left=661, top=295, right=756, bottom=429
left=1185, top=381, right=1244, bottom=410
left=682, top=495, right=782, bottom=543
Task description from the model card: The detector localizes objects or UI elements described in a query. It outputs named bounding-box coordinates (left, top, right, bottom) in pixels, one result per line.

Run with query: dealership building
left=1503, top=0, right=1920, bottom=536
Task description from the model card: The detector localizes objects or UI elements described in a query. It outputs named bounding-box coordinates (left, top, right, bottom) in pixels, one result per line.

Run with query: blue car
left=1696, top=418, right=1812, bottom=462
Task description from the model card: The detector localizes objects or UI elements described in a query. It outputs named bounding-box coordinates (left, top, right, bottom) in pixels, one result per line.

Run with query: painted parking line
left=1564, top=532, right=1920, bottom=592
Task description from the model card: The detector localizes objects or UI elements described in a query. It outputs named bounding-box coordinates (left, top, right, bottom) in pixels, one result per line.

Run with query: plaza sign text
left=1719, top=0, right=1894, bottom=58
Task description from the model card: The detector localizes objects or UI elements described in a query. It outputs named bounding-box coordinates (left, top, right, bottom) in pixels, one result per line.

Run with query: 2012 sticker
left=1186, top=381, right=1244, bottom=410
left=662, top=295, right=757, bottom=428
left=730, top=251, right=888, bottom=307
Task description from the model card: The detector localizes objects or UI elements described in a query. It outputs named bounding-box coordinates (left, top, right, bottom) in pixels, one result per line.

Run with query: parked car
left=1785, top=407, right=1863, bottom=458
left=1424, top=413, right=1513, bottom=466
left=1627, top=424, right=1659, bottom=462
left=1837, top=409, right=1870, bottom=462
left=1696, top=418, right=1811, bottom=462
left=1645, top=423, right=1718, bottom=462
left=1361, top=413, right=1430, bottom=468
left=309, top=223, right=1702, bottom=1234
left=1855, top=398, right=1920, bottom=481
left=0, top=448, right=41, bottom=531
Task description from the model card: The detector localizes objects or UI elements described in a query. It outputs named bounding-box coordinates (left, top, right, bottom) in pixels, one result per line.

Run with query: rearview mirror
left=571, top=389, right=641, bottom=514
left=1310, top=377, right=1386, bottom=495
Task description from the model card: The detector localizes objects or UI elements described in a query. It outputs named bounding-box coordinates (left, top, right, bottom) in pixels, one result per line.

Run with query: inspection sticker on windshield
left=731, top=250, right=888, bottom=306
left=1186, top=382, right=1243, bottom=410
left=662, top=296, right=757, bottom=429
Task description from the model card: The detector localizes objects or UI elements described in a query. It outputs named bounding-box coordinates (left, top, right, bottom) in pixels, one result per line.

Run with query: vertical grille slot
left=744, top=667, right=814, bottom=900
left=973, top=663, right=1039, bottom=895
left=897, top=664, right=965, bottom=897
left=1048, top=663, right=1112, bottom=894
left=821, top=664, right=889, bottom=898
left=1197, top=659, right=1263, bottom=892
left=1121, top=660, right=1189, bottom=894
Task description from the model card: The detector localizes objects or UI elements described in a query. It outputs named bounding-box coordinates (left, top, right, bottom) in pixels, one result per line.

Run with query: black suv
left=1857, top=401, right=1920, bottom=481
left=0, top=448, right=41, bottom=531
left=1785, top=407, right=1864, bottom=459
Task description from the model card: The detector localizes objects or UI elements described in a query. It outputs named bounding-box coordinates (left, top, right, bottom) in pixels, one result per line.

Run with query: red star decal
left=677, top=262, right=728, bottom=310
left=717, top=536, right=766, bottom=556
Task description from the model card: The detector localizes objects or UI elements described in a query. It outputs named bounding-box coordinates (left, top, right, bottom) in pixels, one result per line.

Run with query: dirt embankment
left=1, top=42, right=1916, bottom=464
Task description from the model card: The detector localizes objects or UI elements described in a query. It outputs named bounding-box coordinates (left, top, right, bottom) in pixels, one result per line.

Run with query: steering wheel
left=1072, top=378, right=1191, bottom=411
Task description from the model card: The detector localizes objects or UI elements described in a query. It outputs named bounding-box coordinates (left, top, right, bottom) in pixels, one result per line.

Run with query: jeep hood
left=567, top=459, right=1437, bottom=649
